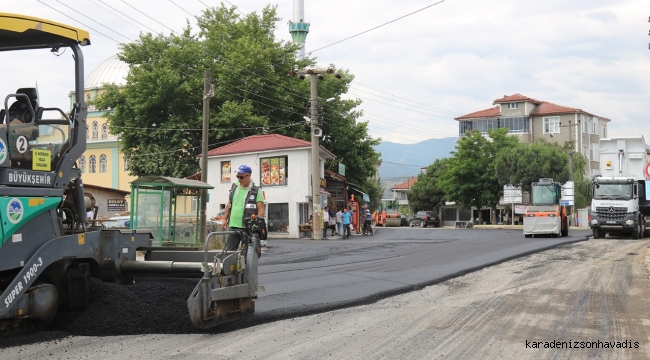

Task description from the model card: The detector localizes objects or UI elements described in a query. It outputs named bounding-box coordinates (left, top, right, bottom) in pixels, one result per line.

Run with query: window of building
left=89, top=155, right=97, bottom=173
left=601, top=124, right=606, bottom=138
left=101, top=124, right=108, bottom=139
left=124, top=157, right=130, bottom=171
left=583, top=145, right=589, bottom=158
left=191, top=197, right=198, bottom=212
left=591, top=143, right=599, bottom=162
left=86, top=125, right=89, bottom=139
left=99, top=154, right=107, bottom=173
left=79, top=156, right=86, bottom=173
left=92, top=121, right=98, bottom=139
left=583, top=116, right=588, bottom=133
left=260, top=156, right=287, bottom=186
left=507, top=103, right=519, bottom=109
left=268, top=203, right=289, bottom=233
left=221, top=161, right=231, bottom=182
left=543, top=117, right=560, bottom=134
left=458, top=117, right=529, bottom=136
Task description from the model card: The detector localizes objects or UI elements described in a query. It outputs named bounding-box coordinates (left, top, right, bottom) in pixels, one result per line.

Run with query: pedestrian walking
left=336, top=208, right=343, bottom=236
left=341, top=208, right=352, bottom=239
left=323, top=206, right=330, bottom=239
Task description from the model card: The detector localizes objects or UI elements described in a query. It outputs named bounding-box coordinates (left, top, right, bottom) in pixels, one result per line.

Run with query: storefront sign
left=108, top=199, right=126, bottom=211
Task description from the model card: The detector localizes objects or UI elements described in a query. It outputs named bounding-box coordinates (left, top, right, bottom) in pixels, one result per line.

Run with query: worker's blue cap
left=237, top=165, right=252, bottom=174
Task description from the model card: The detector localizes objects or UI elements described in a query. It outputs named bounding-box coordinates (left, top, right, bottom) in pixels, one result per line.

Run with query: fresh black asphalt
left=1, top=227, right=590, bottom=345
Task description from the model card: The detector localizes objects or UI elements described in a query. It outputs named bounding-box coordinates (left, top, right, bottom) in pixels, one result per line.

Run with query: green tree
left=359, top=176, right=383, bottom=212
left=440, top=128, right=519, bottom=224
left=494, top=138, right=569, bottom=192
left=407, top=158, right=449, bottom=212
left=571, top=152, right=590, bottom=209
left=94, top=4, right=378, bottom=184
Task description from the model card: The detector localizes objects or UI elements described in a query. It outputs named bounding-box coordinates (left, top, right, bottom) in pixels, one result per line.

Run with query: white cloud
left=1, top=0, right=649, bottom=145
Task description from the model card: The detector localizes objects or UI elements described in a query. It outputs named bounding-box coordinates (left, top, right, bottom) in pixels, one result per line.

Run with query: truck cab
left=589, top=136, right=650, bottom=239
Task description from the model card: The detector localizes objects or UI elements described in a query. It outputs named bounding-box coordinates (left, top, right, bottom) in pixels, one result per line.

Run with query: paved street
left=256, top=227, right=590, bottom=319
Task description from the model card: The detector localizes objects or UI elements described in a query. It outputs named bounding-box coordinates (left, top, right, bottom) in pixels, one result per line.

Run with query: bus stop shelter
left=130, top=176, right=213, bottom=246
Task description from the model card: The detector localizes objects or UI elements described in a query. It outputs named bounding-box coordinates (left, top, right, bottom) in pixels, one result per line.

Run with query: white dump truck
left=589, top=136, right=650, bottom=239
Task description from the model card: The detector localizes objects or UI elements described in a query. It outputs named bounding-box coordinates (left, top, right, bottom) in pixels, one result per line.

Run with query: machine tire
left=561, top=220, right=569, bottom=237
left=410, top=220, right=414, bottom=227
left=592, top=228, right=600, bottom=239
left=524, top=234, right=532, bottom=238
left=420, top=220, right=426, bottom=228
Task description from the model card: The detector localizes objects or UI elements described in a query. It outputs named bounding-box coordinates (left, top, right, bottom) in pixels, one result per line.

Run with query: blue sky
left=2, top=0, right=649, bottom=147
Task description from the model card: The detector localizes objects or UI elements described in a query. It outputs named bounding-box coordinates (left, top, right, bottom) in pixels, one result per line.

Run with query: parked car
left=103, top=216, right=130, bottom=229
left=409, top=211, right=440, bottom=228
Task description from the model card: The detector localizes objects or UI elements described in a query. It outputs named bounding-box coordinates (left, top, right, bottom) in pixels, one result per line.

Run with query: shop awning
left=348, top=186, right=370, bottom=203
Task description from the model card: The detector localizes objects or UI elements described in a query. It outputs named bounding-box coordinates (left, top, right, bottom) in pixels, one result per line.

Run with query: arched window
left=101, top=124, right=108, bottom=139
left=92, top=121, right=98, bottom=139
left=86, top=125, right=89, bottom=139
left=124, top=157, right=130, bottom=171
left=79, top=156, right=86, bottom=173
left=89, top=155, right=96, bottom=173
left=99, top=154, right=107, bottom=173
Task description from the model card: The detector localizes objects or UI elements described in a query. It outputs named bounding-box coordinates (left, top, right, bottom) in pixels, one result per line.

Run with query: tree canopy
left=407, top=158, right=449, bottom=212
left=494, top=138, right=569, bottom=192
left=94, top=4, right=379, bottom=186
left=438, top=129, right=519, bottom=222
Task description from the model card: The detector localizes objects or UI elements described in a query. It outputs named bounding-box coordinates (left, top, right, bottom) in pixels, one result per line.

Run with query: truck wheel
left=420, top=221, right=426, bottom=228
left=593, top=228, right=600, bottom=239
left=641, top=223, right=646, bottom=239
left=561, top=221, right=569, bottom=237
left=632, top=224, right=640, bottom=240
left=524, top=234, right=532, bottom=238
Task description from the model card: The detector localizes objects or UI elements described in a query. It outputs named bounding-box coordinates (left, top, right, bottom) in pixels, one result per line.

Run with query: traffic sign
left=645, top=162, right=650, bottom=179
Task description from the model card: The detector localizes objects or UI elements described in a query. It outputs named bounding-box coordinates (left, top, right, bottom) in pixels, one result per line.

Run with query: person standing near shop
left=336, top=208, right=343, bottom=237
left=341, top=207, right=352, bottom=239
left=222, top=165, right=266, bottom=250
left=323, top=206, right=330, bottom=239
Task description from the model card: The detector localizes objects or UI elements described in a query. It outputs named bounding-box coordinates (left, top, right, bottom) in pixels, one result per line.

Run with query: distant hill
left=374, top=137, right=457, bottom=196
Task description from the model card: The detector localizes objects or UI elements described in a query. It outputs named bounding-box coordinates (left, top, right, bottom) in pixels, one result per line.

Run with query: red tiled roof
left=391, top=176, right=417, bottom=191
left=455, top=106, right=500, bottom=120
left=455, top=93, right=611, bottom=121
left=493, top=93, right=543, bottom=105
left=206, top=134, right=335, bottom=158
left=529, top=102, right=580, bottom=116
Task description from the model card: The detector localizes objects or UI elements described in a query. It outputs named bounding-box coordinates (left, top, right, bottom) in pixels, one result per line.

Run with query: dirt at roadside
left=3, top=239, right=650, bottom=360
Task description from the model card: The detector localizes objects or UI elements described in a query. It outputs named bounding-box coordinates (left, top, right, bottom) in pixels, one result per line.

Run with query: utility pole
left=199, top=70, right=213, bottom=244
left=290, top=68, right=341, bottom=239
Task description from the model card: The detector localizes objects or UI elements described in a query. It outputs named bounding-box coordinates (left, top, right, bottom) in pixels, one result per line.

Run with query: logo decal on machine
left=7, top=198, right=24, bottom=224
left=0, top=138, right=6, bottom=164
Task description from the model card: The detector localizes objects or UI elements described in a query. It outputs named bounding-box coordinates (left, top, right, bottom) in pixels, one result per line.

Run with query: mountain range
left=374, top=137, right=458, bottom=195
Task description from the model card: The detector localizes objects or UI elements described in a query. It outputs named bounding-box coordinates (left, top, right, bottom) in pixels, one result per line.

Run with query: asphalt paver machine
left=0, top=13, right=259, bottom=334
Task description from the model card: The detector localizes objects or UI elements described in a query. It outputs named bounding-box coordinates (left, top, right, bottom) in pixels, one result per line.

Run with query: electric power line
left=308, top=0, right=447, bottom=54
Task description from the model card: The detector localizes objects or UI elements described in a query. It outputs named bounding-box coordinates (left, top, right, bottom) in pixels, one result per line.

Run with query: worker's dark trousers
left=343, top=224, right=351, bottom=238
left=226, top=227, right=246, bottom=251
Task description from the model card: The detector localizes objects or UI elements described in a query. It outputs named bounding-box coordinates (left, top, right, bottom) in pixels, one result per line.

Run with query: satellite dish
left=313, top=127, right=322, bottom=137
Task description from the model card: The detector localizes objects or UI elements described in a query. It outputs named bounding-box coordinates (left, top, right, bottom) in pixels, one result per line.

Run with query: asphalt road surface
left=257, top=227, right=590, bottom=318
left=0, top=227, right=591, bottom=352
